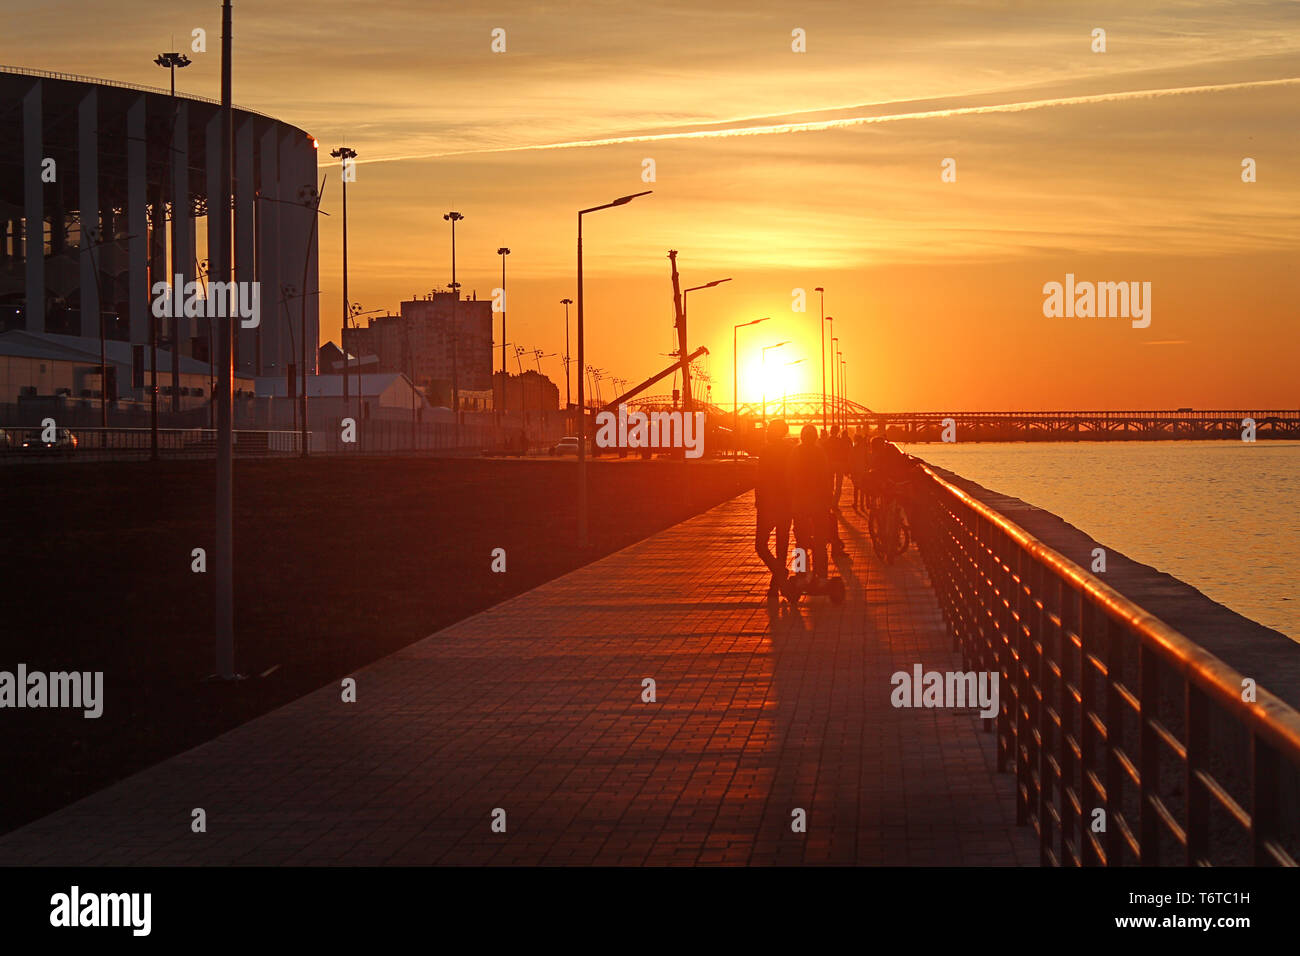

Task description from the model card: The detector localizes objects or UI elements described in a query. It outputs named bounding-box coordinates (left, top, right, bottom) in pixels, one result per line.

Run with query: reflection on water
left=909, top=441, right=1299, bottom=641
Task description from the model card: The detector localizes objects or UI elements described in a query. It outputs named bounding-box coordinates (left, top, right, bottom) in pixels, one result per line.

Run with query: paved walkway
left=0, top=492, right=1036, bottom=866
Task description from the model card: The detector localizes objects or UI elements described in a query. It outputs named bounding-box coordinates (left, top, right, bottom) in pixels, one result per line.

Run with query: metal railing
left=0, top=64, right=274, bottom=119
left=904, top=459, right=1300, bottom=866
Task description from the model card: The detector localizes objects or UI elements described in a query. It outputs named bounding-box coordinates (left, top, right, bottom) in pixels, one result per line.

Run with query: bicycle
left=868, top=476, right=911, bottom=564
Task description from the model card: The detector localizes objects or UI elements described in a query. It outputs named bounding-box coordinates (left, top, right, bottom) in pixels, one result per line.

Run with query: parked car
left=550, top=436, right=580, bottom=456
left=21, top=427, right=78, bottom=456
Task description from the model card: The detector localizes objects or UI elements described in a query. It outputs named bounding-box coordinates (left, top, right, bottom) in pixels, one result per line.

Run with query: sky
left=6, top=0, right=1299, bottom=409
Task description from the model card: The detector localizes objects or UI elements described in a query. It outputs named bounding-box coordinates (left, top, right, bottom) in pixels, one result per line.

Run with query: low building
left=493, top=369, right=558, bottom=416
left=0, top=328, right=253, bottom=414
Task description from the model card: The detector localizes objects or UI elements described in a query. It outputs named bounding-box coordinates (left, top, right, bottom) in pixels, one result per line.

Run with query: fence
left=0, top=421, right=562, bottom=463
left=905, top=460, right=1300, bottom=866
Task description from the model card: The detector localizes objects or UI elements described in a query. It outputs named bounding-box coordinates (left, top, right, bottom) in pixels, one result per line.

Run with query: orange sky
left=10, top=0, right=1300, bottom=408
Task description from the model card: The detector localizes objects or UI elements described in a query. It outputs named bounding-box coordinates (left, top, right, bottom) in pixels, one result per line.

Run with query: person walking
left=754, top=419, right=796, bottom=602
left=788, top=423, right=833, bottom=585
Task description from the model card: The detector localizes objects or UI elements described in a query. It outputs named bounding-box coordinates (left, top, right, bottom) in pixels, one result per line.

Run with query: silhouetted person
left=852, top=428, right=870, bottom=513
left=755, top=419, right=795, bottom=601
left=822, top=427, right=847, bottom=554
left=789, top=423, right=833, bottom=582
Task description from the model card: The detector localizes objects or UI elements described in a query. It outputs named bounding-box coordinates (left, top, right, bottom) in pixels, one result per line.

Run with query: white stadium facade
left=0, top=65, right=318, bottom=418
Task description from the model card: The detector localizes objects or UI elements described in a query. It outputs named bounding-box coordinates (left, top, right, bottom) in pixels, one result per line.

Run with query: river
left=906, top=441, right=1299, bottom=641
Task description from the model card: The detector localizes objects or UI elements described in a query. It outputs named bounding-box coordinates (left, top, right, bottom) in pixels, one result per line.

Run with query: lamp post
left=330, top=146, right=356, bottom=414
left=257, top=184, right=328, bottom=458
left=840, top=355, right=848, bottom=429
left=497, top=247, right=510, bottom=423
left=782, top=357, right=805, bottom=419
left=682, top=277, right=731, bottom=339
left=560, top=297, right=573, bottom=428
left=348, top=303, right=382, bottom=428
left=830, top=336, right=840, bottom=430
left=815, top=287, right=827, bottom=431
left=443, top=211, right=464, bottom=439
left=576, top=190, right=651, bottom=547
left=733, top=317, right=768, bottom=460
left=154, top=51, right=192, bottom=416
left=83, top=229, right=134, bottom=429
left=761, top=341, right=789, bottom=427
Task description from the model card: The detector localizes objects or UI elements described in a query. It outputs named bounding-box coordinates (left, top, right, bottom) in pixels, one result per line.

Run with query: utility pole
left=497, top=247, right=510, bottom=423
left=443, top=211, right=463, bottom=440
left=213, top=0, right=236, bottom=680
left=560, top=297, right=573, bottom=428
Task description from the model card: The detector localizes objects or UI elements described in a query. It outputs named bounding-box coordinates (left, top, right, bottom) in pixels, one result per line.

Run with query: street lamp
left=82, top=228, right=134, bottom=429
left=815, top=287, right=827, bottom=431
left=733, top=317, right=768, bottom=460
left=497, top=247, right=510, bottom=423
left=155, top=50, right=192, bottom=416
left=761, top=341, right=790, bottom=427
left=330, top=147, right=357, bottom=411
left=682, top=277, right=731, bottom=334
left=349, top=302, right=383, bottom=428
left=831, top=336, right=839, bottom=430
left=443, top=211, right=464, bottom=438
left=782, top=357, right=805, bottom=419
left=840, top=355, right=848, bottom=429
left=560, top=297, right=573, bottom=425
left=257, top=184, right=329, bottom=457
left=576, top=189, right=651, bottom=547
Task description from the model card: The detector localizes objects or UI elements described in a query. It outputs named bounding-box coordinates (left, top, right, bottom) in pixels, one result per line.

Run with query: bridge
left=623, top=395, right=1300, bottom=441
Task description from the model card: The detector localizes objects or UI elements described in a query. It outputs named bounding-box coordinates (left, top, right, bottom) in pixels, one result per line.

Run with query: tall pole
left=498, top=247, right=510, bottom=423
left=214, top=0, right=235, bottom=679
left=575, top=190, right=650, bottom=547
left=830, top=335, right=839, bottom=430
left=816, top=287, right=826, bottom=431
left=444, top=212, right=463, bottom=441
left=577, top=213, right=586, bottom=545
left=300, top=181, right=325, bottom=459
left=733, top=325, right=738, bottom=460
left=561, top=298, right=572, bottom=429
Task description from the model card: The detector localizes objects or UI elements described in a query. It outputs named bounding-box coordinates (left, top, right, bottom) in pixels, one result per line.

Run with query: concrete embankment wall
left=928, top=465, right=1300, bottom=712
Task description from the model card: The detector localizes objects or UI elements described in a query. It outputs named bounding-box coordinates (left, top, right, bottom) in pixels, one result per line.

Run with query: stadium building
left=0, top=65, right=318, bottom=419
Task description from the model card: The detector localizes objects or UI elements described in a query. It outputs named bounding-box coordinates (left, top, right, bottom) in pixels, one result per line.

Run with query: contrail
left=358, top=76, right=1300, bottom=166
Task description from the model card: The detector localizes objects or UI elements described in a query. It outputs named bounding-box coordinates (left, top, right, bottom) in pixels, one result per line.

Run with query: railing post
left=1103, top=614, right=1125, bottom=866
left=1079, top=596, right=1100, bottom=865
left=1138, top=642, right=1160, bottom=865
left=1250, top=736, right=1280, bottom=866
left=1185, top=683, right=1209, bottom=865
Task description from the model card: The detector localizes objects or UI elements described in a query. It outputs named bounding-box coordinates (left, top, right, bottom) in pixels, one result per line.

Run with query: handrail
left=0, top=64, right=276, bottom=121
left=905, top=457, right=1300, bottom=866
left=919, top=462, right=1300, bottom=760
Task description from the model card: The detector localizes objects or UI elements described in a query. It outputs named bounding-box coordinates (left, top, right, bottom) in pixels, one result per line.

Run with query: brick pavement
left=0, top=491, right=1037, bottom=865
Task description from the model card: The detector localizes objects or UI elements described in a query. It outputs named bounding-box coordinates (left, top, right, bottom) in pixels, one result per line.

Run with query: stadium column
left=206, top=110, right=221, bottom=410
left=257, top=123, right=280, bottom=378
left=127, top=96, right=149, bottom=346
left=170, top=101, right=190, bottom=411
left=233, top=116, right=255, bottom=377
left=78, top=88, right=99, bottom=338
left=277, top=128, right=302, bottom=382
left=22, top=80, right=43, bottom=333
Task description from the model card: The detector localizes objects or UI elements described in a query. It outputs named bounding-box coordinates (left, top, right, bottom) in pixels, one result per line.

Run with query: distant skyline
left=8, top=0, right=1299, bottom=408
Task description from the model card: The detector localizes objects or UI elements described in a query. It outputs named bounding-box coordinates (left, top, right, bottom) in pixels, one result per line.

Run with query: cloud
left=359, top=76, right=1300, bottom=165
